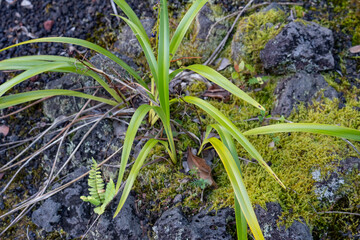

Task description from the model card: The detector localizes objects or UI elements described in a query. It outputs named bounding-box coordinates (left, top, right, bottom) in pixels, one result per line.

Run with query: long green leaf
left=114, top=139, right=163, bottom=217
left=169, top=0, right=208, bottom=59
left=0, top=55, right=77, bottom=64
left=178, top=96, right=285, bottom=189
left=205, top=137, right=263, bottom=240
left=207, top=124, right=247, bottom=240
left=158, top=0, right=170, bottom=119
left=113, top=0, right=150, bottom=45
left=0, top=89, right=118, bottom=109
left=0, top=37, right=148, bottom=89
left=119, top=17, right=158, bottom=82
left=115, top=104, right=154, bottom=191
left=0, top=58, right=122, bottom=103
left=244, top=123, right=360, bottom=141
left=0, top=62, right=70, bottom=96
left=185, top=65, right=265, bottom=111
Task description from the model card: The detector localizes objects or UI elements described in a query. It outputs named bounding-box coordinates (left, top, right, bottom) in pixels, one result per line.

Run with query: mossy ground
left=133, top=2, right=360, bottom=238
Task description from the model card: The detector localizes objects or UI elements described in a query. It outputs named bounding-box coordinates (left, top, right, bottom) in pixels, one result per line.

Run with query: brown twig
left=170, top=56, right=202, bottom=63
left=204, top=0, right=254, bottom=66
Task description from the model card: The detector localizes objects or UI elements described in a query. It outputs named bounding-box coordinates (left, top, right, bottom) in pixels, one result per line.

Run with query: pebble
left=21, top=0, right=33, bottom=9
left=0, top=125, right=9, bottom=137
left=43, top=20, right=54, bottom=31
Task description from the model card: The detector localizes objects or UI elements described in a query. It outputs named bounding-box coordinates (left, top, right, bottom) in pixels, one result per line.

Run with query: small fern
left=81, top=158, right=116, bottom=214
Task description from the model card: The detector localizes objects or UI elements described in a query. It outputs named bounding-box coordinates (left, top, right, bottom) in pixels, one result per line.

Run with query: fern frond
left=94, top=179, right=116, bottom=215
left=81, top=158, right=106, bottom=206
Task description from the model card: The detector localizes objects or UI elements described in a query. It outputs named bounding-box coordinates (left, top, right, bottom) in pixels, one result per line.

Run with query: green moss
left=318, top=0, right=360, bottom=46
left=232, top=9, right=286, bottom=71
left=133, top=74, right=360, bottom=237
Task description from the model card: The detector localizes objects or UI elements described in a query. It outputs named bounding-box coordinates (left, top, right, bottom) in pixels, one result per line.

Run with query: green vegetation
left=80, top=158, right=116, bottom=215
left=0, top=1, right=359, bottom=239
left=232, top=8, right=286, bottom=71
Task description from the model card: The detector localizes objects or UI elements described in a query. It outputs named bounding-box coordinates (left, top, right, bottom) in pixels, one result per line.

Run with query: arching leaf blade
left=244, top=123, right=360, bottom=141
left=0, top=89, right=118, bottom=109
left=185, top=64, right=265, bottom=111
left=180, top=96, right=285, bottom=189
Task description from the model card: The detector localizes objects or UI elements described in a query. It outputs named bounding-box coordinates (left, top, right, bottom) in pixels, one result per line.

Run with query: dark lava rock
left=32, top=167, right=91, bottom=237
left=255, top=202, right=312, bottom=240
left=190, top=208, right=233, bottom=240
left=32, top=198, right=62, bottom=232
left=32, top=167, right=145, bottom=239
left=153, top=207, right=194, bottom=239
left=272, top=72, right=340, bottom=117
left=261, top=21, right=334, bottom=74
left=153, top=207, right=232, bottom=240
left=88, top=194, right=146, bottom=240
left=42, top=118, right=122, bottom=177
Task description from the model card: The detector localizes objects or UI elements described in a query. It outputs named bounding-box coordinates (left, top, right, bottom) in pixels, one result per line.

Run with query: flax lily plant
left=0, top=0, right=360, bottom=239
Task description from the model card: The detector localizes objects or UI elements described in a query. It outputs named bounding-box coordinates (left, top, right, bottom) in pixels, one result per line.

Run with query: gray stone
left=43, top=53, right=137, bottom=120
left=153, top=207, right=195, bottom=240
left=88, top=195, right=146, bottom=240
left=312, top=157, right=360, bottom=205
left=32, top=167, right=91, bottom=237
left=272, top=72, right=340, bottom=117
left=153, top=207, right=232, bottom=240
left=260, top=21, right=334, bottom=74
left=261, top=2, right=284, bottom=13
left=42, top=118, right=122, bottom=177
left=32, top=198, right=61, bottom=232
left=255, top=202, right=312, bottom=240
left=115, top=18, right=156, bottom=59
left=190, top=208, right=233, bottom=240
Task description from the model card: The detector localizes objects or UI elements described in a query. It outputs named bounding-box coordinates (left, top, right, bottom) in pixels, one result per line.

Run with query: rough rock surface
left=272, top=72, right=340, bottom=117
left=312, top=157, right=360, bottom=205
left=32, top=167, right=92, bottom=237
left=231, top=6, right=285, bottom=65
left=261, top=21, right=334, bottom=74
left=41, top=117, right=123, bottom=177
left=32, top=167, right=145, bottom=239
left=88, top=194, right=146, bottom=240
left=153, top=207, right=233, bottom=240
left=114, top=18, right=156, bottom=60
left=255, top=202, right=313, bottom=240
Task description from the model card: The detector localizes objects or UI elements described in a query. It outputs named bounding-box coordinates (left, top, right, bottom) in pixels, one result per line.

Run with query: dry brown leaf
left=0, top=125, right=9, bottom=137
left=187, top=148, right=218, bottom=188
left=349, top=45, right=360, bottom=54
left=203, top=84, right=231, bottom=102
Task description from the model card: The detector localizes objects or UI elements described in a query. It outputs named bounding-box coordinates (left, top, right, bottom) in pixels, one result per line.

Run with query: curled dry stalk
left=0, top=0, right=359, bottom=239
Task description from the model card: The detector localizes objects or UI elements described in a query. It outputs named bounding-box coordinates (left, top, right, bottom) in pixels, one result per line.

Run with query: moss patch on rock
left=231, top=9, right=286, bottom=72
